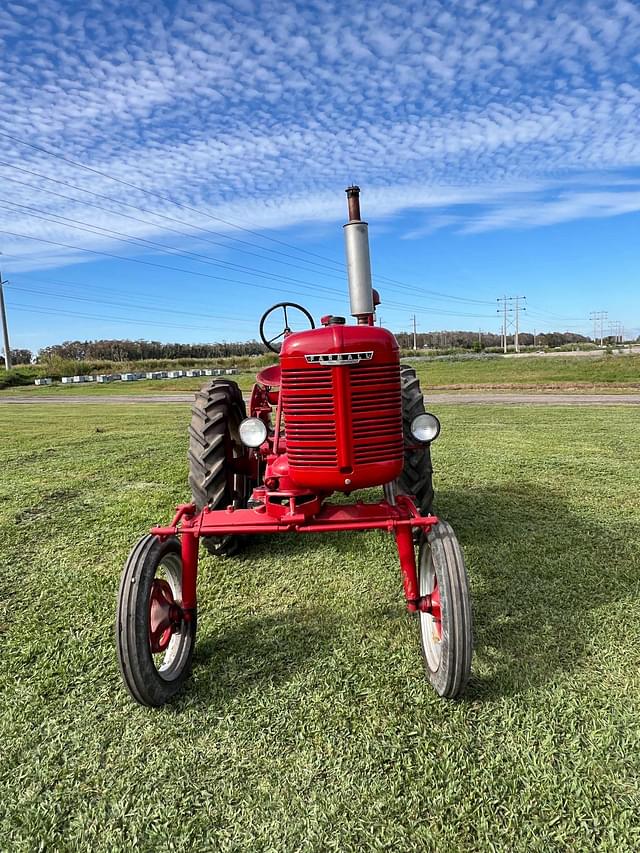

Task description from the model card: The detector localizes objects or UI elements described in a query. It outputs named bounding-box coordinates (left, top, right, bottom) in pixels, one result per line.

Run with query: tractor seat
left=256, top=364, right=281, bottom=387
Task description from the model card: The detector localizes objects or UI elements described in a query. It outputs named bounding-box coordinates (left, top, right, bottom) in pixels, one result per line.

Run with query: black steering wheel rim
left=259, top=302, right=315, bottom=353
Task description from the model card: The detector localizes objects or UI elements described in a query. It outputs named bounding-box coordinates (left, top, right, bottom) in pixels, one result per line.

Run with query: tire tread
left=397, top=364, right=435, bottom=514
left=188, top=379, right=248, bottom=556
left=419, top=521, right=473, bottom=698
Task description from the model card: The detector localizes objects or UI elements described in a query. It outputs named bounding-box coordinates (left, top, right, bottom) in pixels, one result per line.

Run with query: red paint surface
left=279, top=324, right=403, bottom=490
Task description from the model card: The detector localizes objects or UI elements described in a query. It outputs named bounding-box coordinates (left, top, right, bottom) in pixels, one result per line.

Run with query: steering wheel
left=259, top=302, right=315, bottom=353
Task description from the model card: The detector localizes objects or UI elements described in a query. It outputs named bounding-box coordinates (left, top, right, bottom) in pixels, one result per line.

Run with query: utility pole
left=514, top=296, right=526, bottom=353
left=503, top=296, right=507, bottom=352
left=497, top=295, right=526, bottom=353
left=497, top=295, right=508, bottom=352
left=589, top=311, right=608, bottom=346
left=411, top=314, right=417, bottom=351
left=0, top=268, right=11, bottom=371
left=610, top=320, right=623, bottom=345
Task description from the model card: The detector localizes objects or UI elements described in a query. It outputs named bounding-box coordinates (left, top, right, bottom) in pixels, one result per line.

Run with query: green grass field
left=2, top=354, right=639, bottom=396
left=420, top=352, right=640, bottom=390
left=0, top=372, right=259, bottom=395
left=2, top=403, right=639, bottom=850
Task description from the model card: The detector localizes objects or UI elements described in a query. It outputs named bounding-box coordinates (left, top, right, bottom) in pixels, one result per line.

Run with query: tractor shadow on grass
left=184, top=608, right=341, bottom=709
left=173, top=486, right=638, bottom=708
left=435, top=485, right=640, bottom=700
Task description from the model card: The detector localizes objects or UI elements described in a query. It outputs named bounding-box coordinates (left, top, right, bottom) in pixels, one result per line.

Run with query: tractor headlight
left=410, top=413, right=441, bottom=443
left=239, top=417, right=268, bottom=448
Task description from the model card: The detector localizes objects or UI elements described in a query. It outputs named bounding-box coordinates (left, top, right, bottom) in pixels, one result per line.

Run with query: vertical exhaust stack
left=343, top=186, right=374, bottom=324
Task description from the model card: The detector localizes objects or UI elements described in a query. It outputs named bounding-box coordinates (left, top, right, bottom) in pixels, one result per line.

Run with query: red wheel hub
left=149, top=578, right=182, bottom=653
left=430, top=581, right=442, bottom=639
left=417, top=579, right=442, bottom=638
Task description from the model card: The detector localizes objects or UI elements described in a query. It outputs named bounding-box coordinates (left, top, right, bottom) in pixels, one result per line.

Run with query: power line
left=0, top=198, right=347, bottom=298
left=2, top=129, right=503, bottom=310
left=6, top=301, right=227, bottom=333
left=373, top=273, right=495, bottom=305
left=0, top=160, right=347, bottom=278
left=10, top=279, right=495, bottom=334
left=0, top=138, right=498, bottom=308
left=0, top=129, right=349, bottom=267
left=3, top=282, right=256, bottom=326
left=0, top=133, right=587, bottom=327
left=0, top=200, right=430, bottom=315
left=526, top=308, right=586, bottom=322
left=0, top=228, right=494, bottom=322
left=0, top=228, right=342, bottom=304
left=10, top=274, right=254, bottom=322
left=4, top=129, right=607, bottom=332
left=0, top=162, right=498, bottom=309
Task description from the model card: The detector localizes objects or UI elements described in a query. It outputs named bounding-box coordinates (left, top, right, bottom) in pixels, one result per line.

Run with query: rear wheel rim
left=420, top=553, right=442, bottom=672
left=148, top=553, right=190, bottom=681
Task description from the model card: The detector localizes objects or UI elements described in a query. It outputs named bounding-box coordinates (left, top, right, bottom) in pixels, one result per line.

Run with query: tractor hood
left=281, top=323, right=399, bottom=365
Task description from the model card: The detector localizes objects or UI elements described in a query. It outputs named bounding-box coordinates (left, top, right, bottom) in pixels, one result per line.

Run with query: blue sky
left=1, top=0, right=639, bottom=352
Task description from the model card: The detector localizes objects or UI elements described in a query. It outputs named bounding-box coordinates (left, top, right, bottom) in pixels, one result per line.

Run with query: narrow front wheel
left=116, top=535, right=196, bottom=707
left=418, top=521, right=472, bottom=698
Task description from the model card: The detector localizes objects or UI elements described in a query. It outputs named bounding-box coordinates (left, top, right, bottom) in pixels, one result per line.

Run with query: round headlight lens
left=410, top=412, right=441, bottom=443
left=239, top=417, right=268, bottom=448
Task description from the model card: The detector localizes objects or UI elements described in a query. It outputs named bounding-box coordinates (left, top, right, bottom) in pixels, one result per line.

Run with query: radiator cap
left=320, top=315, right=346, bottom=326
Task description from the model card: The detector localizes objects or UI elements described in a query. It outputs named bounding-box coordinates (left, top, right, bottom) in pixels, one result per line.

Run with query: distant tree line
left=395, top=330, right=591, bottom=350
left=38, top=339, right=267, bottom=362
left=27, top=329, right=627, bottom=366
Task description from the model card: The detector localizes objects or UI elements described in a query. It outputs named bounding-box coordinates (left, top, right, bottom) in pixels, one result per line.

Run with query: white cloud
left=0, top=0, right=640, bottom=270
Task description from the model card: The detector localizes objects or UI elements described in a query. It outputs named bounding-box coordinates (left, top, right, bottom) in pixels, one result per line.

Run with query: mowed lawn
left=1, top=402, right=639, bottom=851
left=420, top=352, right=640, bottom=391
left=0, top=371, right=260, bottom=396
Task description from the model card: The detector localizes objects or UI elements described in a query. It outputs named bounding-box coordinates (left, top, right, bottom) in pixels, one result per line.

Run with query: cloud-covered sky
left=0, top=0, right=639, bottom=346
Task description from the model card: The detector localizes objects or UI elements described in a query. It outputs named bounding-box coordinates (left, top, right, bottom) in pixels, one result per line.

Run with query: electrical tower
left=496, top=296, right=526, bottom=352
left=411, top=314, right=417, bottom=350
left=609, top=320, right=623, bottom=344
left=589, top=311, right=608, bottom=346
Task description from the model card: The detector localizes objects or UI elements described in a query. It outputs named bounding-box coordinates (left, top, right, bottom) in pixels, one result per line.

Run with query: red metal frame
left=152, top=494, right=438, bottom=617
left=148, top=322, right=439, bottom=646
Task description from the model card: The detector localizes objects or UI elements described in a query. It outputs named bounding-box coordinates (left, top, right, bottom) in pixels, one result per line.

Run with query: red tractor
left=116, top=187, right=472, bottom=707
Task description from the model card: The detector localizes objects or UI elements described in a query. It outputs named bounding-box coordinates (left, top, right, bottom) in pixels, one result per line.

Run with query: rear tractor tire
left=397, top=364, right=435, bottom=515
left=188, top=380, right=252, bottom=557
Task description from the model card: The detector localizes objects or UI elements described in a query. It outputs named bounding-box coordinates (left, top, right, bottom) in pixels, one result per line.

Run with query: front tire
left=398, top=364, right=434, bottom=514
left=418, top=521, right=472, bottom=698
left=116, top=535, right=196, bottom=707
